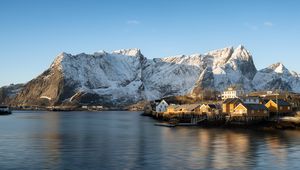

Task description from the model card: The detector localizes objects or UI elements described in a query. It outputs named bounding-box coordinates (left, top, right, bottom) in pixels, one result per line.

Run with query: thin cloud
left=264, top=21, right=273, bottom=27
left=127, top=20, right=140, bottom=25
left=244, top=22, right=258, bottom=31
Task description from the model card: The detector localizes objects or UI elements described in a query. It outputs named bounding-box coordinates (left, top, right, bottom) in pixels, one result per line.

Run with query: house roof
left=242, top=104, right=268, bottom=111
left=167, top=105, right=179, bottom=109
left=176, top=104, right=201, bottom=111
left=240, top=96, right=260, bottom=100
left=208, top=104, right=217, bottom=109
left=203, top=104, right=217, bottom=109
left=223, top=98, right=242, bottom=104
left=158, top=100, right=168, bottom=105
left=271, top=99, right=290, bottom=106
left=262, top=99, right=270, bottom=104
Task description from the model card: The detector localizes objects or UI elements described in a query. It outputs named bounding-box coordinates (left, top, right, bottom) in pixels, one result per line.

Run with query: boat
left=0, top=106, right=12, bottom=115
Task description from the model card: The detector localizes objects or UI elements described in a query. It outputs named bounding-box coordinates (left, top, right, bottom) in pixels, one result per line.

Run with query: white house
left=222, top=87, right=244, bottom=100
left=156, top=100, right=169, bottom=113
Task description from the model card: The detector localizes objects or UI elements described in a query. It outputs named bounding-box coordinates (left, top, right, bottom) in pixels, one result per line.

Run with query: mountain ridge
left=1, top=45, right=300, bottom=107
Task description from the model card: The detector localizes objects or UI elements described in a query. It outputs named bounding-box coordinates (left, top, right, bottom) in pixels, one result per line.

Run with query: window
left=288, top=106, right=291, bottom=110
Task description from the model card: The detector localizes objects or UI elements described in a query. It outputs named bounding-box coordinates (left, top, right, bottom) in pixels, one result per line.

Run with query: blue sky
left=1, top=0, right=300, bottom=86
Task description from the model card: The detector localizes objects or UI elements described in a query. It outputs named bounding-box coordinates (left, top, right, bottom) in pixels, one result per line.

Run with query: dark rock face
left=191, top=67, right=215, bottom=96
left=235, top=59, right=257, bottom=80
left=265, top=78, right=292, bottom=91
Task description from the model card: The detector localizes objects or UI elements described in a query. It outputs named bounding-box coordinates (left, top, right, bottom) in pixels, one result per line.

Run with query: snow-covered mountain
left=202, top=45, right=257, bottom=91
left=0, top=84, right=24, bottom=104
left=252, top=62, right=300, bottom=92
left=4, top=45, right=300, bottom=107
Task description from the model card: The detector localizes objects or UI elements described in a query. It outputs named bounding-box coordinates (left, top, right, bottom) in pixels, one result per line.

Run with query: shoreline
left=10, top=107, right=144, bottom=112
left=143, top=112, right=300, bottom=130
left=8, top=109, right=300, bottom=130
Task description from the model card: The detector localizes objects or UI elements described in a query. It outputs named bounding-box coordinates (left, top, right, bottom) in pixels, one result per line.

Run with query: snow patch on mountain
left=51, top=50, right=146, bottom=104
left=112, top=48, right=143, bottom=57
left=142, top=54, right=202, bottom=100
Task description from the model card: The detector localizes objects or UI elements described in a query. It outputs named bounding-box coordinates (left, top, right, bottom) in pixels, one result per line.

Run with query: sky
left=1, top=0, right=300, bottom=86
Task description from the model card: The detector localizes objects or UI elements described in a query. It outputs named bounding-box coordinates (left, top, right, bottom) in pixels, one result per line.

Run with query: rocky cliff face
left=190, top=67, right=215, bottom=95
left=3, top=45, right=300, bottom=107
left=12, top=63, right=67, bottom=106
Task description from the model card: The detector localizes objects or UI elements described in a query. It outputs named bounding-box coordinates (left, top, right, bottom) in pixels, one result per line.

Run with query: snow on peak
left=94, top=50, right=108, bottom=57
left=231, top=45, right=252, bottom=61
left=253, top=62, right=300, bottom=92
left=112, top=48, right=142, bottom=57
left=205, top=46, right=234, bottom=58
left=204, top=47, right=233, bottom=68
left=205, top=45, right=251, bottom=62
left=94, top=50, right=108, bottom=56
left=268, top=62, right=288, bottom=74
left=237, top=44, right=245, bottom=49
left=160, top=54, right=202, bottom=67
left=291, top=70, right=300, bottom=77
left=204, top=47, right=234, bottom=68
left=51, top=52, right=70, bottom=69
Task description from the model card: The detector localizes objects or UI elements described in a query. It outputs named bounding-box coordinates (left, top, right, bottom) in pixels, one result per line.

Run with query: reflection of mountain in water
left=1, top=111, right=300, bottom=169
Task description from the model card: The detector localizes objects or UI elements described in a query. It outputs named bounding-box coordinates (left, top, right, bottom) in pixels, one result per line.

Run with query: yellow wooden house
left=165, top=105, right=180, bottom=114
left=222, top=98, right=242, bottom=114
left=165, top=104, right=202, bottom=115
left=176, top=104, right=202, bottom=114
left=232, top=103, right=269, bottom=118
left=265, top=99, right=292, bottom=114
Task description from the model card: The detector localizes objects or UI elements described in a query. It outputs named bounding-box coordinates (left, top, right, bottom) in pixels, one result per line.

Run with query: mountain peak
left=205, top=46, right=234, bottom=56
left=94, top=50, right=108, bottom=56
left=237, top=44, right=245, bottom=49
left=112, top=48, right=143, bottom=57
left=231, top=45, right=252, bottom=61
left=51, top=52, right=71, bottom=69
left=268, top=62, right=288, bottom=73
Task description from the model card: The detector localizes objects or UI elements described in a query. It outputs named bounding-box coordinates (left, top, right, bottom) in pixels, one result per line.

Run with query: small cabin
left=199, top=104, right=220, bottom=116
left=155, top=100, right=169, bottom=113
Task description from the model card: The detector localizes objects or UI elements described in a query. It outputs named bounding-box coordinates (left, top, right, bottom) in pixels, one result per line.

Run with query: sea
left=0, top=111, right=300, bottom=170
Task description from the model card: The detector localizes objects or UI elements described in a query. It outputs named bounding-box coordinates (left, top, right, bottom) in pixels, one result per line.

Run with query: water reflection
left=0, top=111, right=300, bottom=169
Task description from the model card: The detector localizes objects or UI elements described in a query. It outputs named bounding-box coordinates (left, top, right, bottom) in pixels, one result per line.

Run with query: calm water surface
left=0, top=111, right=300, bottom=170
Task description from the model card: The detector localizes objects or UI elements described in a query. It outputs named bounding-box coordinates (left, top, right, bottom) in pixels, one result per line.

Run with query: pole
left=276, top=89, right=279, bottom=122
